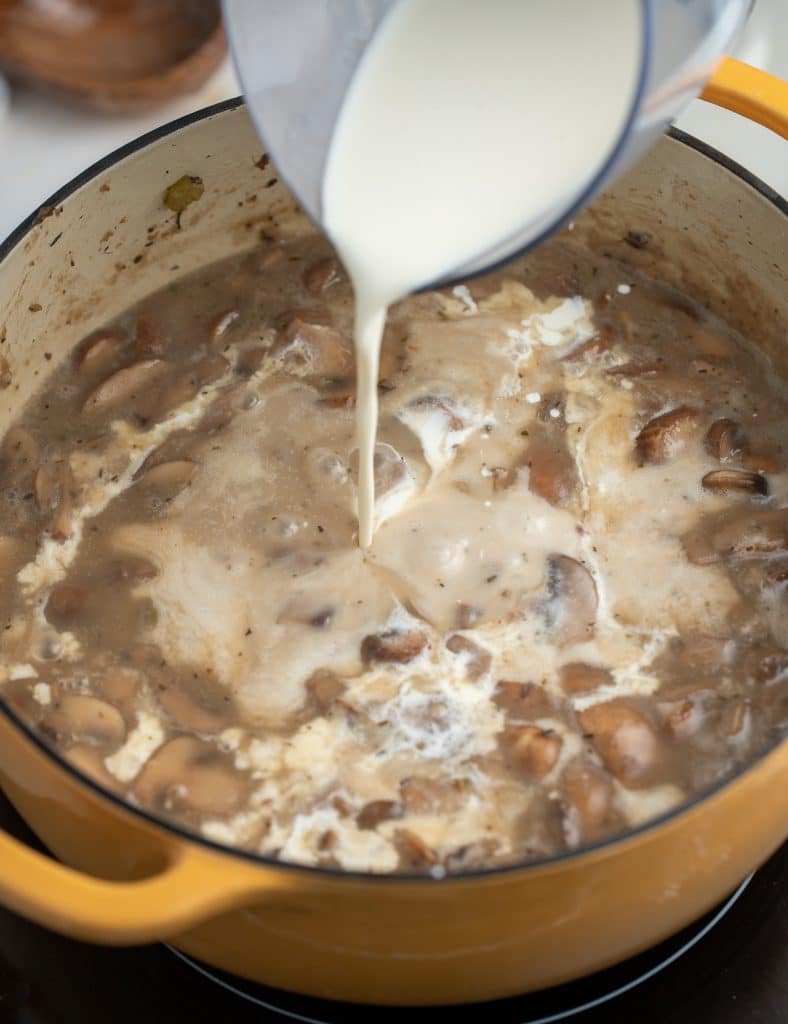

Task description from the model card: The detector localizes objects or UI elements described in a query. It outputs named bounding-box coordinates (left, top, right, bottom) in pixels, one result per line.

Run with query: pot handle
left=701, top=57, right=788, bottom=138
left=0, top=824, right=269, bottom=945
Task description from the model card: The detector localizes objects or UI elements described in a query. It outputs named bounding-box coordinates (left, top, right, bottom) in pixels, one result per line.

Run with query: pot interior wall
left=0, top=107, right=785, bottom=437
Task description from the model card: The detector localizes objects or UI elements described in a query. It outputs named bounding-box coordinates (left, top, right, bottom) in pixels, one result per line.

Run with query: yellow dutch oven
left=0, top=59, right=786, bottom=1006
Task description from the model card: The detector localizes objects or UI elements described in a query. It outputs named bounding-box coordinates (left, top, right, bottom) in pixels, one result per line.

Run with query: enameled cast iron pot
left=0, top=66, right=786, bottom=1007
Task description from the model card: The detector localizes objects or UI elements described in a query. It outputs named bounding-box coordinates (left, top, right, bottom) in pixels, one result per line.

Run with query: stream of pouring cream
left=322, top=0, right=642, bottom=547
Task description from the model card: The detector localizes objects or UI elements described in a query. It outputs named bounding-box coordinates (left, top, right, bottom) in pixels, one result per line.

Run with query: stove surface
left=0, top=791, right=785, bottom=1024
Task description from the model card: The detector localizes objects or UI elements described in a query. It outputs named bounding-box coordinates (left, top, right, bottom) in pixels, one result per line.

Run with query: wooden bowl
left=0, top=0, right=226, bottom=113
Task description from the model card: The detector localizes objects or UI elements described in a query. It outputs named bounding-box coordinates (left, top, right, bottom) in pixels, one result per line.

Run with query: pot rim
left=0, top=98, right=785, bottom=884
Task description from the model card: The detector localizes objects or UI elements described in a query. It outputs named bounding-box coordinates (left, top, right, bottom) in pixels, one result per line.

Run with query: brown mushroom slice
left=45, top=580, right=89, bottom=628
left=561, top=330, right=614, bottom=364
left=560, top=760, right=615, bottom=844
left=443, top=839, right=501, bottom=872
left=76, top=328, right=126, bottom=376
left=493, top=680, right=551, bottom=719
left=154, top=353, right=230, bottom=414
left=576, top=700, right=663, bottom=788
left=684, top=506, right=788, bottom=564
left=273, top=306, right=333, bottom=330
left=134, top=460, right=195, bottom=499
left=701, top=469, right=768, bottom=497
left=65, top=744, right=120, bottom=789
left=501, top=724, right=562, bottom=777
left=635, top=406, right=701, bottom=465
left=544, top=555, right=598, bottom=645
left=304, top=669, right=347, bottom=712
left=33, top=463, right=57, bottom=513
left=235, top=345, right=268, bottom=377
left=134, top=316, right=165, bottom=357
left=200, top=382, right=252, bottom=431
left=82, top=359, right=167, bottom=417
left=607, top=361, right=664, bottom=379
left=42, top=695, right=126, bottom=748
left=399, top=776, right=471, bottom=814
left=272, top=319, right=353, bottom=382
left=356, top=800, right=405, bottom=830
left=560, top=662, right=613, bottom=695
left=704, top=418, right=748, bottom=462
left=665, top=694, right=710, bottom=740
left=157, top=673, right=234, bottom=734
left=133, top=736, right=248, bottom=819
left=50, top=461, right=74, bottom=541
left=525, top=438, right=577, bottom=507
left=361, top=628, right=427, bottom=664
left=394, top=828, right=439, bottom=868
left=133, top=433, right=192, bottom=479
left=303, top=257, right=341, bottom=295
left=445, top=634, right=492, bottom=680
left=209, top=309, right=241, bottom=347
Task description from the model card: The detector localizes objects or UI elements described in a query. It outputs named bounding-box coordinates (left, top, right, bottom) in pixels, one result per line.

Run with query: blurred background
left=0, top=0, right=785, bottom=245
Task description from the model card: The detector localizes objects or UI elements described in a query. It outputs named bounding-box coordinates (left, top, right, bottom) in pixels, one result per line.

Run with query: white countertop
left=0, top=2, right=784, bottom=245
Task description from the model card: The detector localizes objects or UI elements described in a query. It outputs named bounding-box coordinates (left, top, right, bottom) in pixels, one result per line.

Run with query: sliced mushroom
left=560, top=760, right=615, bottom=845
left=356, top=800, right=405, bottom=830
left=155, top=353, right=229, bottom=413
left=272, top=319, right=353, bottom=382
left=134, top=316, right=165, bottom=356
left=704, top=418, right=748, bottom=462
left=493, top=680, right=551, bottom=719
left=665, top=695, right=709, bottom=740
left=45, top=581, right=88, bottom=628
left=443, top=839, right=501, bottom=872
left=501, top=724, right=562, bottom=777
left=209, top=309, right=240, bottom=347
left=133, top=736, right=249, bottom=819
left=50, top=461, right=73, bottom=541
left=719, top=700, right=751, bottom=738
left=76, top=328, right=125, bottom=375
left=134, top=460, right=195, bottom=499
left=33, top=463, right=56, bottom=513
left=702, top=469, right=768, bottom=497
left=82, top=359, right=167, bottom=417
left=235, top=345, right=268, bottom=377
left=560, top=662, right=613, bottom=695
left=157, top=673, right=233, bottom=734
left=303, top=258, right=341, bottom=295
left=304, top=669, right=347, bottom=711
left=393, top=828, right=439, bottom=868
left=525, top=438, right=577, bottom=507
left=399, top=776, right=470, bottom=814
left=361, top=629, right=427, bottom=664
left=273, top=306, right=333, bottom=330
left=576, top=700, right=663, bottom=788
left=42, top=694, right=126, bottom=748
left=635, top=406, right=701, bottom=465
left=544, top=554, right=598, bottom=645
left=684, top=507, right=788, bottom=564
left=200, top=382, right=252, bottom=431
left=133, top=434, right=191, bottom=479
left=65, top=744, right=119, bottom=788
left=561, top=330, right=614, bottom=364
left=445, top=634, right=492, bottom=680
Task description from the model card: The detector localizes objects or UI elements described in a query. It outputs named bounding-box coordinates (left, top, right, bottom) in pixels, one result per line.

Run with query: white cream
left=323, top=0, right=642, bottom=545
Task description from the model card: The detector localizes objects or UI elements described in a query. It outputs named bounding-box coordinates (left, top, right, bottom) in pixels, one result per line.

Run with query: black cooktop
left=0, top=789, right=785, bottom=1024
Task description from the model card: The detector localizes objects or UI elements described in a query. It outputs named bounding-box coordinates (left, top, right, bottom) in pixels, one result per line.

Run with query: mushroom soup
left=0, top=234, right=786, bottom=874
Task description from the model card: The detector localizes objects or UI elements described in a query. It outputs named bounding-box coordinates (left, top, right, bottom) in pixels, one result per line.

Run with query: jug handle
left=701, top=57, right=788, bottom=139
